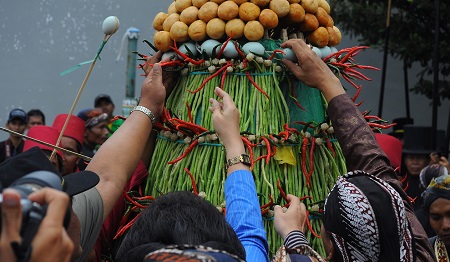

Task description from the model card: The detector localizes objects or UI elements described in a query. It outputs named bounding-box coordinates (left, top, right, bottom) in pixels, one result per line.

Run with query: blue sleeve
left=225, top=169, right=269, bottom=262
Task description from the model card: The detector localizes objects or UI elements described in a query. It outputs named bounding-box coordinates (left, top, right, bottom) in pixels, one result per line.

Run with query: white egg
left=161, top=51, right=180, bottom=61
left=102, top=16, right=120, bottom=35
left=222, top=41, right=239, bottom=58
left=330, top=46, right=338, bottom=55
left=312, top=47, right=322, bottom=58
left=179, top=42, right=198, bottom=57
left=319, top=46, right=332, bottom=59
left=282, top=48, right=297, bottom=62
left=201, top=39, right=221, bottom=57
left=242, top=42, right=265, bottom=56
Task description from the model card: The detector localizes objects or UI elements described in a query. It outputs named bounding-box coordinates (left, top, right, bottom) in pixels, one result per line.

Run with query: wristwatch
left=226, top=154, right=251, bottom=169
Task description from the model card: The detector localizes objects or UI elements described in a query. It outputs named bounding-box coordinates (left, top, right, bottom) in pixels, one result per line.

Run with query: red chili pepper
left=326, top=138, right=336, bottom=158
left=339, top=46, right=369, bottom=63
left=351, top=87, right=362, bottom=103
left=355, top=100, right=364, bottom=107
left=305, top=210, right=321, bottom=238
left=268, top=49, right=286, bottom=60
left=260, top=194, right=274, bottom=209
left=245, top=71, right=269, bottom=99
left=186, top=101, right=194, bottom=123
left=345, top=67, right=371, bottom=81
left=168, top=140, right=199, bottom=164
left=364, top=115, right=382, bottom=121
left=170, top=42, right=204, bottom=65
left=277, top=179, right=289, bottom=202
left=233, top=41, right=245, bottom=59
left=308, top=137, right=316, bottom=177
left=356, top=65, right=380, bottom=70
left=283, top=123, right=301, bottom=134
left=289, top=76, right=306, bottom=111
left=184, top=168, right=198, bottom=195
left=403, top=181, right=409, bottom=192
left=189, top=62, right=232, bottom=94
left=114, top=212, right=141, bottom=239
left=220, top=68, right=227, bottom=89
left=215, top=35, right=232, bottom=58
left=110, top=115, right=127, bottom=122
left=301, top=137, right=309, bottom=184
left=293, top=121, right=316, bottom=129
left=299, top=196, right=313, bottom=201
left=368, top=122, right=396, bottom=129
left=400, top=174, right=408, bottom=184
left=341, top=74, right=360, bottom=89
left=124, top=192, right=147, bottom=209
left=261, top=136, right=271, bottom=164
left=241, top=136, right=255, bottom=169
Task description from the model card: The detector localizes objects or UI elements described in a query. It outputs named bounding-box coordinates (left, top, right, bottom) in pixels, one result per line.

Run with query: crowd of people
left=0, top=40, right=449, bottom=262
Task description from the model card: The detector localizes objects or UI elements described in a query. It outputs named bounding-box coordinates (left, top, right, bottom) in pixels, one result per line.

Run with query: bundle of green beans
left=143, top=48, right=347, bottom=257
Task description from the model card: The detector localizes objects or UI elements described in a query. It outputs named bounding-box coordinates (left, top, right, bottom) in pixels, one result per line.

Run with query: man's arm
left=86, top=54, right=167, bottom=220
left=282, top=39, right=436, bottom=262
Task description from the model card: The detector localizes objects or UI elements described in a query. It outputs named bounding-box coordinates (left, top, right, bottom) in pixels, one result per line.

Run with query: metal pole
left=126, top=27, right=140, bottom=98
left=122, top=27, right=140, bottom=117
left=403, top=60, right=411, bottom=118
left=378, top=0, right=392, bottom=118
left=431, top=0, right=440, bottom=149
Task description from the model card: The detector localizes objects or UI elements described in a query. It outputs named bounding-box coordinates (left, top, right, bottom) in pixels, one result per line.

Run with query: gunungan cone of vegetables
left=153, top=0, right=341, bottom=49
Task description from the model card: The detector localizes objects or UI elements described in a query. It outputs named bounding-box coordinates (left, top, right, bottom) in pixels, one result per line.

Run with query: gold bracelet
left=131, top=105, right=156, bottom=124
left=226, top=154, right=251, bottom=169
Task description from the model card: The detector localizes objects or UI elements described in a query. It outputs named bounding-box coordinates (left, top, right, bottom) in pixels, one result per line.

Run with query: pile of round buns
left=153, top=0, right=341, bottom=52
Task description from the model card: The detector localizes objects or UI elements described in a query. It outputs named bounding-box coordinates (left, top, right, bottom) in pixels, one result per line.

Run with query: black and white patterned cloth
left=323, top=170, right=415, bottom=261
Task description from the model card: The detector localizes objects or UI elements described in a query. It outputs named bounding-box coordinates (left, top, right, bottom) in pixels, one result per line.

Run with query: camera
left=0, top=171, right=64, bottom=257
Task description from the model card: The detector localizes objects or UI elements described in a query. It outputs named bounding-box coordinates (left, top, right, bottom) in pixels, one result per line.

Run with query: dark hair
left=27, top=109, right=46, bottom=125
left=115, top=191, right=245, bottom=262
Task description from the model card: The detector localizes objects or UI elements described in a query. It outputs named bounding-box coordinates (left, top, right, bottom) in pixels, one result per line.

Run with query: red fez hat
left=375, top=133, right=402, bottom=170
left=23, top=126, right=63, bottom=159
left=52, top=114, right=85, bottom=145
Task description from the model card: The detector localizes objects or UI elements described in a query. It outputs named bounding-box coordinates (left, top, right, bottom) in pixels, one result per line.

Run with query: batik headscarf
left=419, top=164, right=449, bottom=190
left=422, top=174, right=450, bottom=212
left=322, top=170, right=415, bottom=262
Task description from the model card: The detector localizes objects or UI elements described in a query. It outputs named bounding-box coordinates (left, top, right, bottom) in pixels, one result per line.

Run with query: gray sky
left=1, top=0, right=448, bottom=140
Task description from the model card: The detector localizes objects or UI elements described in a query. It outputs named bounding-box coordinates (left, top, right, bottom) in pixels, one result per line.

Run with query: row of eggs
left=163, top=40, right=338, bottom=62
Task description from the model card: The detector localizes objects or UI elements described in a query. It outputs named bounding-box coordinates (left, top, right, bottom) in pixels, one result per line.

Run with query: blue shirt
left=225, top=170, right=269, bottom=262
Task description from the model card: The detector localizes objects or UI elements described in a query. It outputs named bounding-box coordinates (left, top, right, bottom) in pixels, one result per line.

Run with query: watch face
left=240, top=154, right=251, bottom=165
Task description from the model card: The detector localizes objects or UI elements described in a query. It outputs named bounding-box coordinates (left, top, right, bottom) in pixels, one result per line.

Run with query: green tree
left=329, top=0, right=450, bottom=100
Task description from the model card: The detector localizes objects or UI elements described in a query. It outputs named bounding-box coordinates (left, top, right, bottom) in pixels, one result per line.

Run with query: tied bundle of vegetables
left=113, top=34, right=390, bottom=257
left=112, top=0, right=393, bottom=253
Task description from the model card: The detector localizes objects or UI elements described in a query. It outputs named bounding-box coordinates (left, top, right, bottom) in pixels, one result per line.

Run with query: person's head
left=322, top=170, right=414, bottom=261
left=423, top=175, right=450, bottom=246
left=402, top=125, right=445, bottom=177
left=94, top=94, right=115, bottom=119
left=116, top=191, right=245, bottom=262
left=6, top=108, right=27, bottom=138
left=77, top=108, right=109, bottom=146
left=26, top=109, right=45, bottom=129
left=52, top=114, right=85, bottom=176
left=419, top=164, right=448, bottom=191
left=0, top=147, right=99, bottom=260
left=23, top=125, right=64, bottom=173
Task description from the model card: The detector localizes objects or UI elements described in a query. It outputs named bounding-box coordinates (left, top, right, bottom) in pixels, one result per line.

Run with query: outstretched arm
left=210, top=87, right=269, bottom=261
left=86, top=53, right=167, bottom=220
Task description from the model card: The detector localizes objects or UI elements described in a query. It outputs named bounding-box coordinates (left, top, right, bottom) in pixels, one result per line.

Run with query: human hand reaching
left=274, top=194, right=307, bottom=240
left=281, top=39, right=344, bottom=102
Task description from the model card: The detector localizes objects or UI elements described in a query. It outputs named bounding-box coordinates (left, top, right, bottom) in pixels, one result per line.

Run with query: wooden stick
left=0, top=127, right=91, bottom=161
left=50, top=34, right=112, bottom=160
